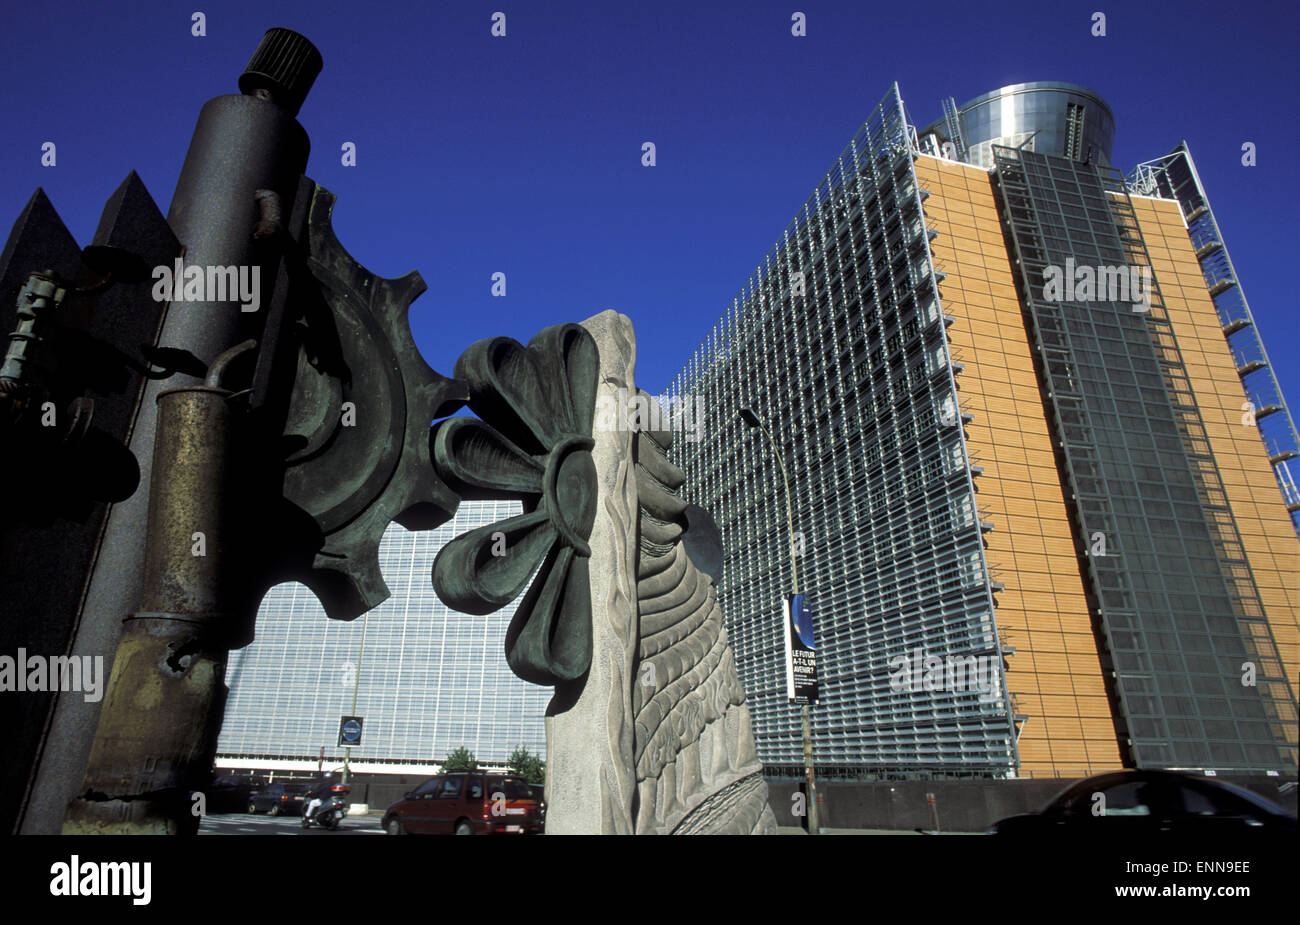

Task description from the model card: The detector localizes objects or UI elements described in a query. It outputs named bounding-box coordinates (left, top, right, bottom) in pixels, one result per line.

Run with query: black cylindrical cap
left=238, top=28, right=322, bottom=117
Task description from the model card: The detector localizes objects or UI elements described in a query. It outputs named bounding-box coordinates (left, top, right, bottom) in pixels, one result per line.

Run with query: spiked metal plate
left=270, top=184, right=466, bottom=619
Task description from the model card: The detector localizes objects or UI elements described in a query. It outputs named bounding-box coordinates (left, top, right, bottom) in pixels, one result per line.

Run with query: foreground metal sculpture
left=2, top=27, right=771, bottom=835
left=9, top=27, right=473, bottom=835
left=431, top=311, right=776, bottom=834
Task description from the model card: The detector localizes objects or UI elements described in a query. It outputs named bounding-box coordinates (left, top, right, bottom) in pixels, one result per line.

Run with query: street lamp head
left=739, top=407, right=761, bottom=429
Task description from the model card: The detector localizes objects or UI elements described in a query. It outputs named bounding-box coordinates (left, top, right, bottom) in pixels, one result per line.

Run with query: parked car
left=381, top=772, right=542, bottom=834
left=207, top=774, right=267, bottom=814
left=988, top=770, right=1297, bottom=835
left=248, top=782, right=311, bottom=816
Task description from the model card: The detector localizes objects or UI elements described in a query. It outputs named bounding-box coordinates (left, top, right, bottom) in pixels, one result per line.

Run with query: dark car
left=248, top=782, right=311, bottom=816
left=988, top=770, right=1297, bottom=835
left=381, top=772, right=542, bottom=835
left=207, top=774, right=267, bottom=814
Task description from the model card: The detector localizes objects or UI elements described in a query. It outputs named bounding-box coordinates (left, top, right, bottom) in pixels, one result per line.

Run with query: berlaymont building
left=665, top=81, right=1299, bottom=781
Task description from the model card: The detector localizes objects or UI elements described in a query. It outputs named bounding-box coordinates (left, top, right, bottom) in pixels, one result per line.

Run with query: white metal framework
left=1128, top=144, right=1300, bottom=537
left=666, top=84, right=1016, bottom=779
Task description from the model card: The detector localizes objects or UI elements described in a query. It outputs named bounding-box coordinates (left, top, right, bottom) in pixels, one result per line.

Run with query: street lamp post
left=740, top=407, right=820, bottom=835
left=342, top=611, right=370, bottom=787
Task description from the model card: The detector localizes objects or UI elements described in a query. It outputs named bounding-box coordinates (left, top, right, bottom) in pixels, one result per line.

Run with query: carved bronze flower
left=430, top=323, right=599, bottom=685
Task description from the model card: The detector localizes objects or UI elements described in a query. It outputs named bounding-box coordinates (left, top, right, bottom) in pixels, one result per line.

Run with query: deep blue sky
left=1, top=0, right=1296, bottom=407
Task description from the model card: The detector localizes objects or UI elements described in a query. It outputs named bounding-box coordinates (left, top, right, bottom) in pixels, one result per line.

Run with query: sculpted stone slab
left=431, top=310, right=774, bottom=834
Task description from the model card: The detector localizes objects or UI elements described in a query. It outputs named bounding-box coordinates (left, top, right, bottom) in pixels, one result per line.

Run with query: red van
left=382, top=772, right=542, bottom=835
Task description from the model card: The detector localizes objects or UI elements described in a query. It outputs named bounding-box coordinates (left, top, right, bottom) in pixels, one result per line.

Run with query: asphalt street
left=196, top=812, right=976, bottom=835
left=197, top=812, right=385, bottom=835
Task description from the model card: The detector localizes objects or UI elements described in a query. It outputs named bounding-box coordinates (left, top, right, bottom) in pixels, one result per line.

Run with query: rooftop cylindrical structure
left=927, top=81, right=1116, bottom=169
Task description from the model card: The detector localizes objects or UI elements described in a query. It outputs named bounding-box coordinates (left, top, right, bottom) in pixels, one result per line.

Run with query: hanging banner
left=783, top=593, right=818, bottom=703
left=338, top=715, right=364, bottom=748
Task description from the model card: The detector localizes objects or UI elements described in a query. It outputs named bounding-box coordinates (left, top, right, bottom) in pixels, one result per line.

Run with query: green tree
left=443, top=746, right=477, bottom=771
left=507, top=745, right=545, bottom=784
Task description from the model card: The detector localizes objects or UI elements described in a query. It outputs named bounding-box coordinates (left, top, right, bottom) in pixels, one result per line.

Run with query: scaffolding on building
left=1128, top=144, right=1300, bottom=537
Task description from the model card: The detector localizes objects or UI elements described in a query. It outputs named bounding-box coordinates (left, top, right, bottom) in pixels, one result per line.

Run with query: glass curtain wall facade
left=1125, top=195, right=1300, bottom=740
left=912, top=155, right=1125, bottom=775
left=216, top=501, right=548, bottom=772
left=992, top=147, right=1296, bottom=769
left=666, top=84, right=1017, bottom=779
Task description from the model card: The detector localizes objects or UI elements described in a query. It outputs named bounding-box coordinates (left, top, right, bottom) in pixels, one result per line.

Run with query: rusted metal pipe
left=63, top=343, right=254, bottom=834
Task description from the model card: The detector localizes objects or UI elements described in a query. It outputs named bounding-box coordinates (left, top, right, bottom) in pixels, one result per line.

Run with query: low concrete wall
left=765, top=776, right=1298, bottom=832
left=347, top=774, right=434, bottom=814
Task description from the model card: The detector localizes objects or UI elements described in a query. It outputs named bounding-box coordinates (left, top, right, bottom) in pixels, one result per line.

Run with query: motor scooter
left=301, top=784, right=351, bottom=830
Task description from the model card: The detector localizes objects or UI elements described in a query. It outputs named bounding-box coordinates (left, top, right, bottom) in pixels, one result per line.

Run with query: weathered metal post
left=60, top=29, right=321, bottom=834
left=64, top=344, right=253, bottom=833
